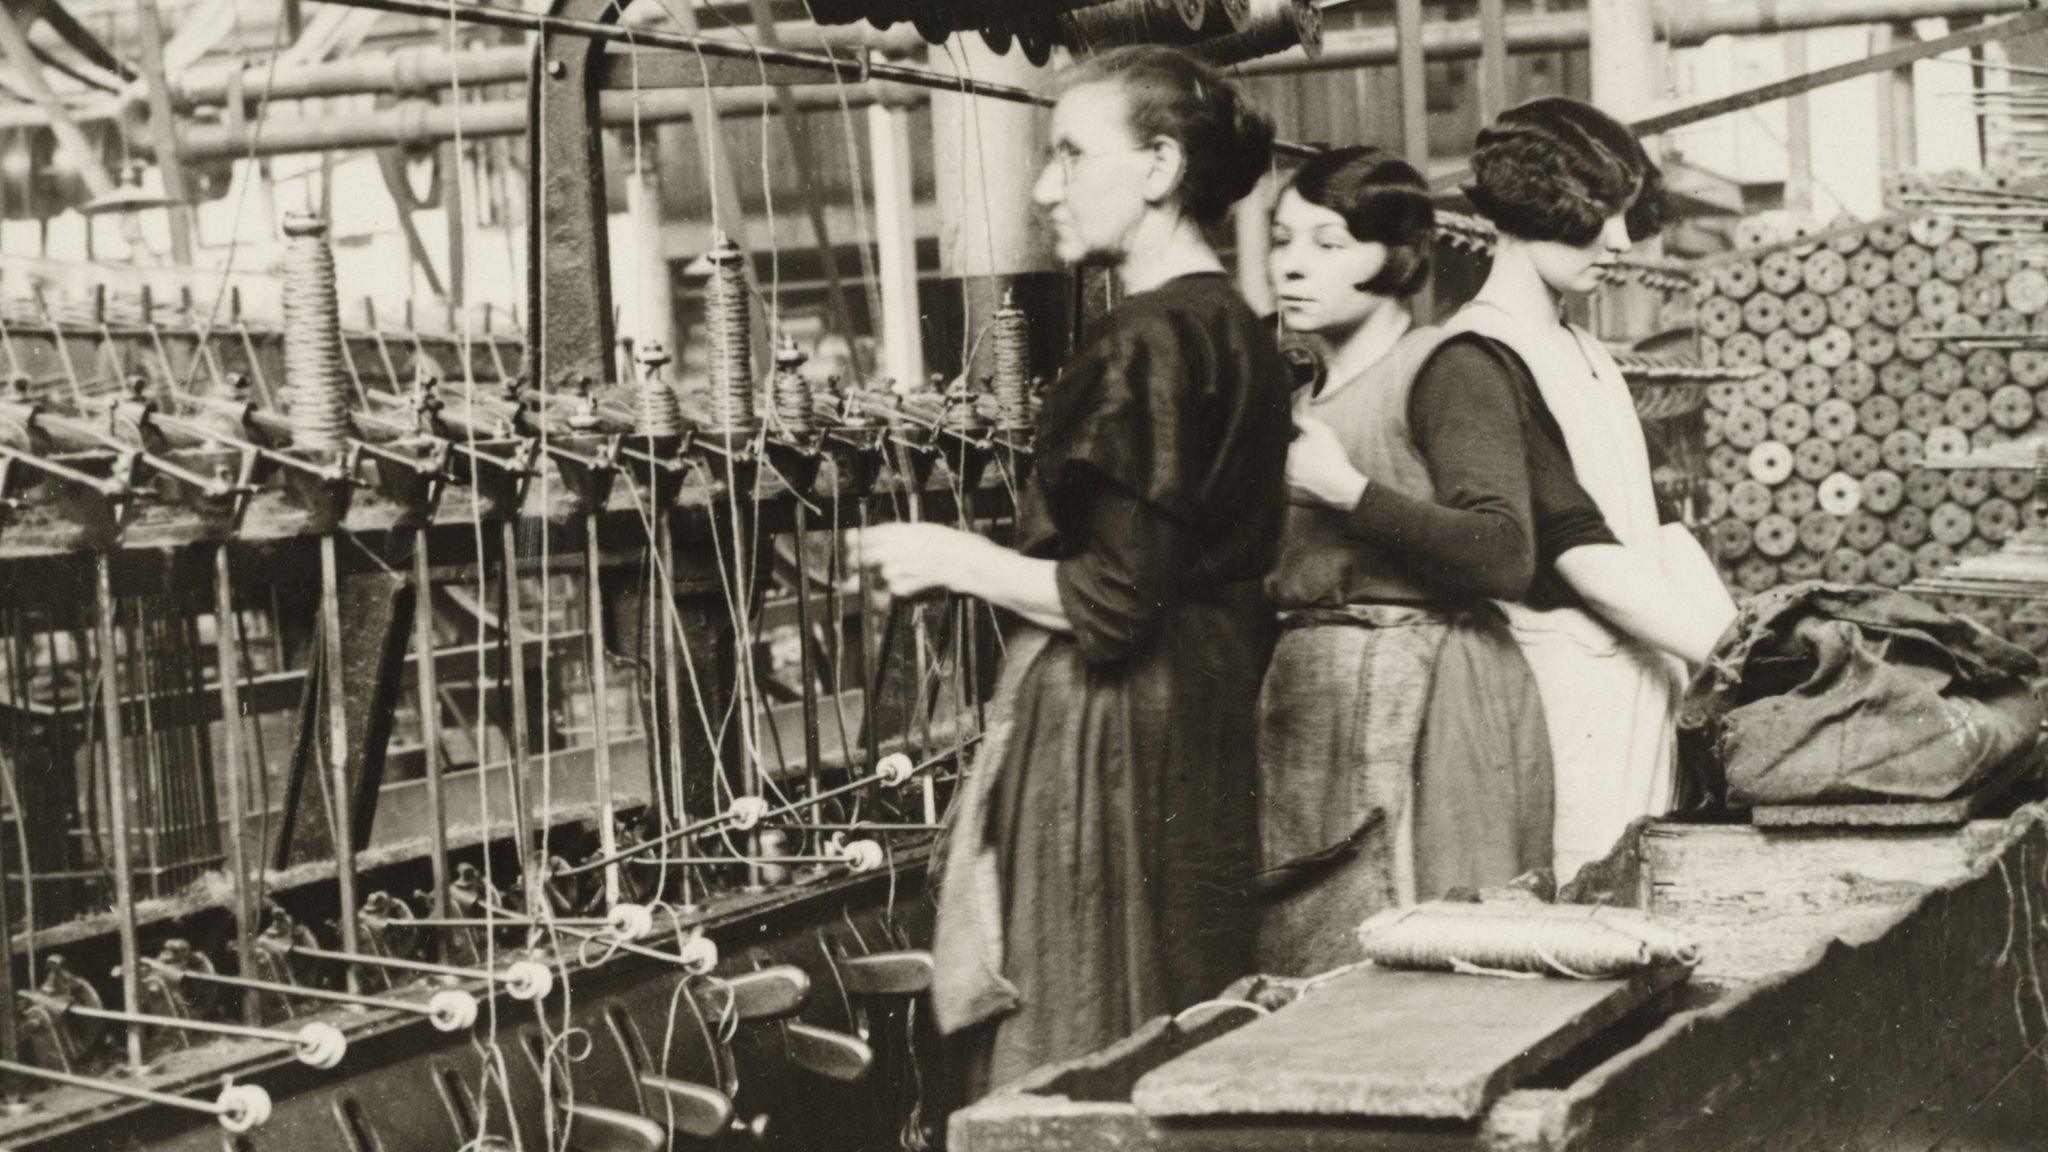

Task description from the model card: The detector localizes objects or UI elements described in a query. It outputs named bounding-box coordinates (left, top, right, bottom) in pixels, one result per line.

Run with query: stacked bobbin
left=1693, top=207, right=2048, bottom=658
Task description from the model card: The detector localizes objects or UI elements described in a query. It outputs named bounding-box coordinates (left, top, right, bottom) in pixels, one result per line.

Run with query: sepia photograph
left=0, top=1, right=2039, bottom=1148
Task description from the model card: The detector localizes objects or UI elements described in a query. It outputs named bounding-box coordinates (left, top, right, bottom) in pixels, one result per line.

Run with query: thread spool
left=836, top=839, right=885, bottom=873
left=876, top=752, right=917, bottom=787
left=727, top=795, right=770, bottom=831
left=992, top=297, right=1034, bottom=432
left=679, top=933, right=720, bottom=975
left=294, top=1021, right=348, bottom=1069
left=632, top=341, right=684, bottom=438
left=280, top=213, right=350, bottom=455
left=427, top=989, right=479, bottom=1032
left=503, top=960, right=554, bottom=1002
left=607, top=902, right=656, bottom=939
left=1059, top=0, right=1208, bottom=51
left=217, top=1084, right=273, bottom=1134
left=768, top=335, right=815, bottom=438
left=705, top=237, right=758, bottom=435
left=1191, top=0, right=1321, bottom=65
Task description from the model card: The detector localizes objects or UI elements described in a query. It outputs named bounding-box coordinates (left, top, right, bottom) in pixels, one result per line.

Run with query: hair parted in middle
left=1464, top=97, right=1666, bottom=246
left=1284, top=146, right=1435, bottom=297
left=1050, top=44, right=1278, bottom=227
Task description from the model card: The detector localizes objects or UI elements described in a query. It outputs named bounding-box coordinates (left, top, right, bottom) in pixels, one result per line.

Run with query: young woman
left=1445, top=97, right=1737, bottom=884
left=1250, top=148, right=1610, bottom=975
left=850, top=46, right=1289, bottom=1092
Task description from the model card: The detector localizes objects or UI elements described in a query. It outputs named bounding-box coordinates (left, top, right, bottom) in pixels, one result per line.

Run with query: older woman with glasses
left=851, top=45, right=1289, bottom=1094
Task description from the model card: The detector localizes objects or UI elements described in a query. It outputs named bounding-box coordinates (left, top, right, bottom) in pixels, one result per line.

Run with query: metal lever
left=781, top=1022, right=872, bottom=1083
left=838, top=951, right=933, bottom=996
left=565, top=1104, right=664, bottom=1152
left=634, top=1072, right=734, bottom=1139
left=695, top=965, right=809, bottom=1023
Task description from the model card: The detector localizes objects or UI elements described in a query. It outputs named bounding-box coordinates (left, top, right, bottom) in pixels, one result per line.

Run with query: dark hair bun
left=1286, top=146, right=1435, bottom=296
left=1464, top=97, right=1664, bottom=246
left=1055, top=45, right=1276, bottom=227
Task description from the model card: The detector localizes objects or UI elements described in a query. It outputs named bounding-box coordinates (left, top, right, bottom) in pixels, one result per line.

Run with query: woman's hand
left=847, top=523, right=997, bottom=599
left=1286, top=416, right=1369, bottom=509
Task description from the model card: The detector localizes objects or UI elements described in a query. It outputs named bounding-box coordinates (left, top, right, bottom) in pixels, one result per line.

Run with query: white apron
left=1443, top=303, right=1686, bottom=884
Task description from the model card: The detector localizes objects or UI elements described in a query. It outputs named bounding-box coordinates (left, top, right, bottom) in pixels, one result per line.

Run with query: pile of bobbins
left=1692, top=206, right=2048, bottom=658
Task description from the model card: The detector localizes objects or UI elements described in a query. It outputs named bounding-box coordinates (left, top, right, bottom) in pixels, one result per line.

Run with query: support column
left=869, top=98, right=925, bottom=392
left=1876, top=22, right=1921, bottom=178
left=1589, top=0, right=1662, bottom=116
left=625, top=153, right=678, bottom=359
left=1785, top=32, right=1814, bottom=213
left=1395, top=0, right=1429, bottom=169
left=930, top=35, right=1057, bottom=388
left=132, top=0, right=194, bottom=264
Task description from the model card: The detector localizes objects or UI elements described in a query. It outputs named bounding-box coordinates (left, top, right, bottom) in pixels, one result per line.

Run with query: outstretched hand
left=846, top=523, right=996, bottom=600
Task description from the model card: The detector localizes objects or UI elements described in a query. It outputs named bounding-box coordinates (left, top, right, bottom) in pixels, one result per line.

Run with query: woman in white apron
left=1447, top=98, right=1737, bottom=884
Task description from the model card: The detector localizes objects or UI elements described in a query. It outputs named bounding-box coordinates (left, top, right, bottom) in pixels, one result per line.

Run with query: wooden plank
left=1129, top=962, right=1688, bottom=1121
left=1481, top=809, right=2048, bottom=1152
left=1638, top=820, right=1999, bottom=985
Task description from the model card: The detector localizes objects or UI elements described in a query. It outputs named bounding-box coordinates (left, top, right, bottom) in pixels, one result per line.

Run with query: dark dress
left=960, top=272, right=1291, bottom=1090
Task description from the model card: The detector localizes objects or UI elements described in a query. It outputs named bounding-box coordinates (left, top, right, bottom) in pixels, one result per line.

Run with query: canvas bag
left=1681, top=582, right=2042, bottom=806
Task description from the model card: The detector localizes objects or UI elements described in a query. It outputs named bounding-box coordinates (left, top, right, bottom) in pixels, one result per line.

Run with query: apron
left=1443, top=302, right=1685, bottom=883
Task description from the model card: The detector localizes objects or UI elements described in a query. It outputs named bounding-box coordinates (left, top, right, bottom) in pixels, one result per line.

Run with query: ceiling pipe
left=1247, top=0, right=2030, bottom=76
left=173, top=81, right=910, bottom=160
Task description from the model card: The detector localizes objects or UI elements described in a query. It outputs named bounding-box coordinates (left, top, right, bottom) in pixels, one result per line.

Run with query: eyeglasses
left=1043, top=142, right=1152, bottom=184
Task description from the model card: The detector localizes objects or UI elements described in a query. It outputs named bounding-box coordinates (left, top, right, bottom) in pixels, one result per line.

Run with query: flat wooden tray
left=1130, top=961, right=1689, bottom=1122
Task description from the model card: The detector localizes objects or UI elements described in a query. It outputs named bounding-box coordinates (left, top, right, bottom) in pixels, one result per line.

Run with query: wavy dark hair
left=1284, top=146, right=1434, bottom=296
left=1051, top=45, right=1276, bottom=227
left=1465, top=97, right=1666, bottom=245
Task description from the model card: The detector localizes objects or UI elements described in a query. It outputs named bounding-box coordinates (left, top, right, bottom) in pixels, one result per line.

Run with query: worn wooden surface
left=1129, top=963, right=1688, bottom=1121
left=1638, top=819, right=2001, bottom=985
left=1483, top=808, right=2048, bottom=1152
left=953, top=814, right=2047, bottom=1152
left=954, top=1007, right=1474, bottom=1152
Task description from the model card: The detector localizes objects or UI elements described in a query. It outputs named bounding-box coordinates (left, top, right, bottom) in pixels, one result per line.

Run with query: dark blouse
left=1017, top=272, right=1292, bottom=663
left=1339, top=333, right=1618, bottom=609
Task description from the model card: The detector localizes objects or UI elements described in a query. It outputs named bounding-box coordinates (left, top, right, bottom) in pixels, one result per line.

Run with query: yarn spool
left=1353, top=902, right=1700, bottom=979
left=1191, top=0, right=1321, bottom=65
left=992, top=295, right=1035, bottom=432
left=280, top=213, right=350, bottom=456
left=1059, top=0, right=1210, bottom=52
left=634, top=342, right=684, bottom=438
left=704, top=236, right=758, bottom=436
left=768, top=336, right=815, bottom=439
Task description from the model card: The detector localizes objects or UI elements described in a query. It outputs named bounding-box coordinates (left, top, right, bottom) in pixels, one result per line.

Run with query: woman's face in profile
left=1267, top=188, right=1392, bottom=336
left=1527, top=210, right=1632, bottom=295
left=1032, top=82, right=1155, bottom=267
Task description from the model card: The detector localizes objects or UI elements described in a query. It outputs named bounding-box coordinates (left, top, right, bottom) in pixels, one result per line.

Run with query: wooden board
left=1483, top=810, right=2048, bottom=1152
left=1128, top=962, right=1688, bottom=1122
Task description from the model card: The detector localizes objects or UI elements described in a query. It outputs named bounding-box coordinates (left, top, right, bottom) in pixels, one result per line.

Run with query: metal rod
left=318, top=535, right=362, bottom=994
left=59, top=1001, right=319, bottom=1048
left=1428, top=6, right=2048, bottom=188
left=500, top=521, right=538, bottom=901
left=145, top=957, right=472, bottom=1024
left=585, top=512, right=619, bottom=906
left=413, top=533, right=450, bottom=947
left=212, top=545, right=260, bottom=1025
left=274, top=939, right=552, bottom=997
left=93, top=554, right=146, bottom=1074
left=299, top=0, right=1323, bottom=157
left=0, top=1057, right=245, bottom=1119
